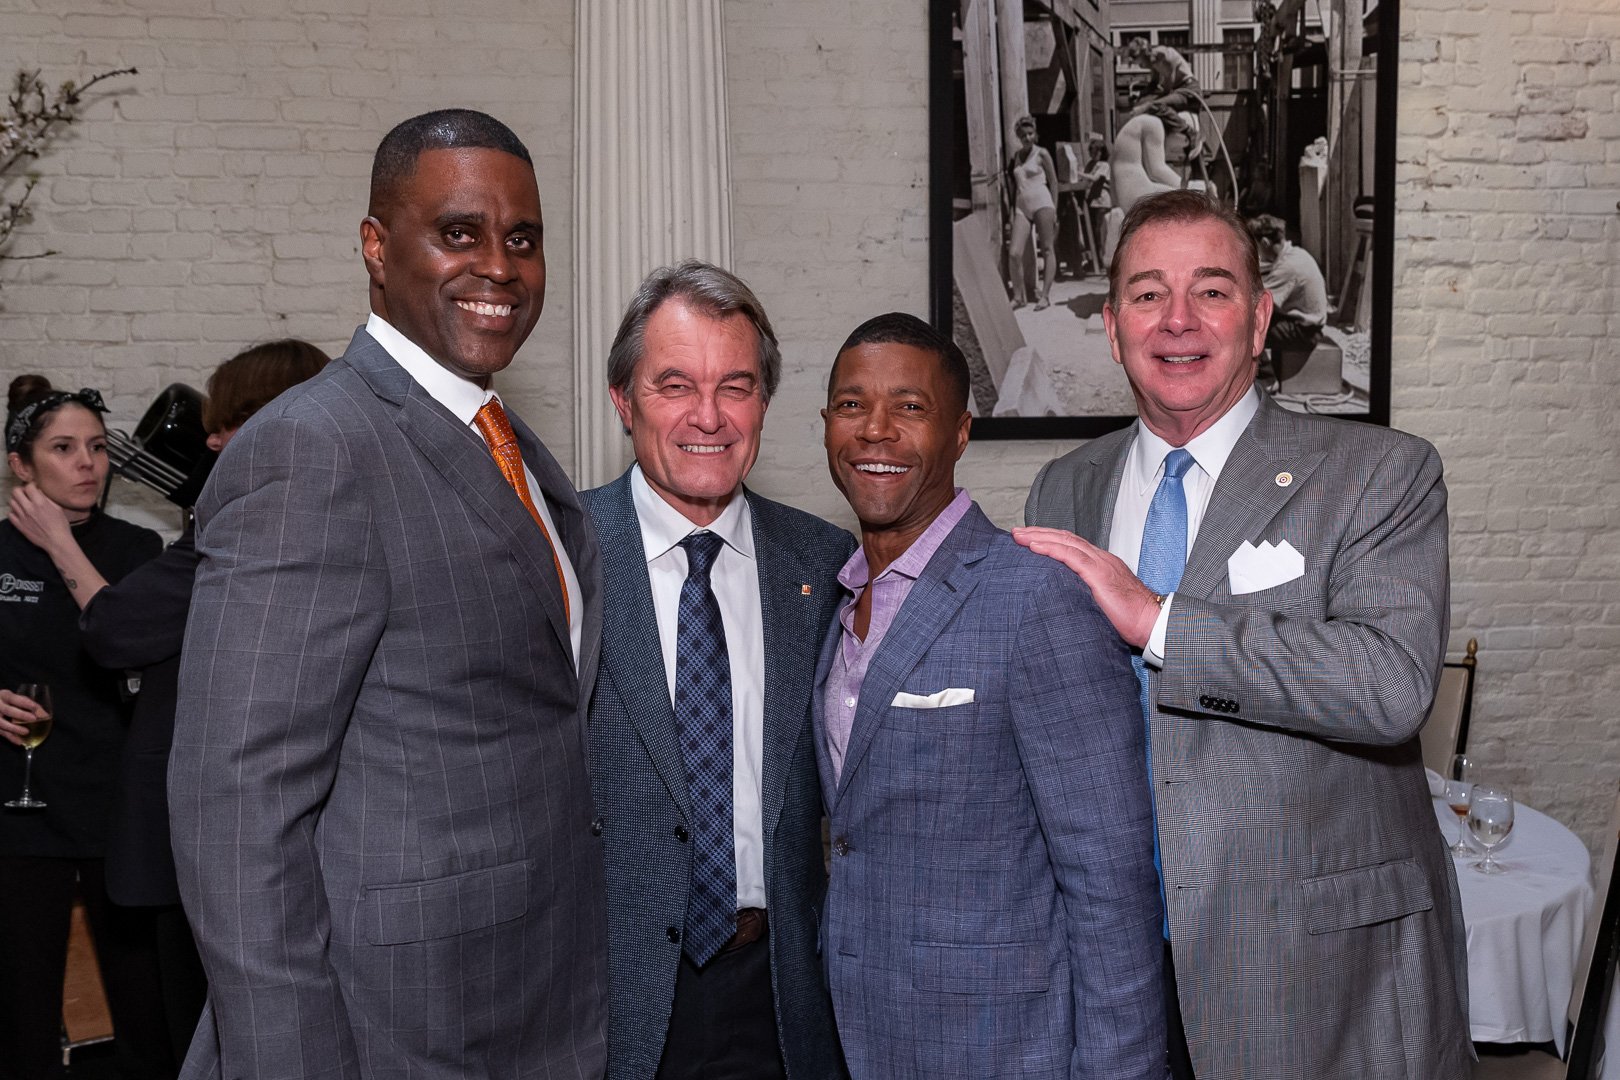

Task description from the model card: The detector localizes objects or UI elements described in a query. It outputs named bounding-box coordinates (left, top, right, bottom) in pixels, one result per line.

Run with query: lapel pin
left=801, top=584, right=813, bottom=596
left=1275, top=471, right=1293, bottom=488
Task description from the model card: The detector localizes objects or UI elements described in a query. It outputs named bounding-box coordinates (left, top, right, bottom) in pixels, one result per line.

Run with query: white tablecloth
left=1434, top=797, right=1594, bottom=1054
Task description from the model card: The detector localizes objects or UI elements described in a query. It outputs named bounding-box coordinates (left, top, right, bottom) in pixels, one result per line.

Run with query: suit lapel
left=750, top=493, right=823, bottom=843
left=1179, top=397, right=1323, bottom=600
left=593, top=474, right=692, bottom=817
left=1071, top=429, right=1136, bottom=545
left=810, top=612, right=843, bottom=805
left=833, top=507, right=990, bottom=805
left=508, top=410, right=597, bottom=687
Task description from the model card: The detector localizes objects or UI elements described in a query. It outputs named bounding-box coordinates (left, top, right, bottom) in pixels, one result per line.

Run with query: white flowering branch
left=0, top=66, right=137, bottom=270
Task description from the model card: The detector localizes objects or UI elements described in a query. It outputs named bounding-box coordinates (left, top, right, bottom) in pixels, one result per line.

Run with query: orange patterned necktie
left=473, top=397, right=570, bottom=623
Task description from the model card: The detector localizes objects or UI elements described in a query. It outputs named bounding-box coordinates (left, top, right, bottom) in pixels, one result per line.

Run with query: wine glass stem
left=19, top=747, right=32, bottom=799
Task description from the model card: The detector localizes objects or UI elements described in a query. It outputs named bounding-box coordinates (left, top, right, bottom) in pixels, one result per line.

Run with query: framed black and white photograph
left=928, top=0, right=1397, bottom=439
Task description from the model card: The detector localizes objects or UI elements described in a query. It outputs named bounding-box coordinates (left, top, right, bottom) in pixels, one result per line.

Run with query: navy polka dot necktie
left=675, top=531, right=736, bottom=966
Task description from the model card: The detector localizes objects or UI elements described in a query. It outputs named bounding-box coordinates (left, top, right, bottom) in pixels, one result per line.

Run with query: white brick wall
left=3, top=0, right=1615, bottom=848
left=1395, top=0, right=1620, bottom=850
left=1, top=0, right=576, bottom=537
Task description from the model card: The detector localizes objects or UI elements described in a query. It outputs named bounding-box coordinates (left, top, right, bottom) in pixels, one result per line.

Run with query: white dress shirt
left=630, top=466, right=767, bottom=912
left=365, top=313, right=583, bottom=666
left=1110, top=386, right=1260, bottom=666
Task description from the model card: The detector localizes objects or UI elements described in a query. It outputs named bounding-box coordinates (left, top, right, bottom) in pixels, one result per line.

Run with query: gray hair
left=606, top=260, right=782, bottom=401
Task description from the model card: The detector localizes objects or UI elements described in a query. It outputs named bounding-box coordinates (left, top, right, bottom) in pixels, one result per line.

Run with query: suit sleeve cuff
left=1143, top=594, right=1173, bottom=668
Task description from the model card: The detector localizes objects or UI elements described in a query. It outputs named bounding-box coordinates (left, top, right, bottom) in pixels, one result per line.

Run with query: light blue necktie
left=674, top=532, right=736, bottom=966
left=1134, top=447, right=1195, bottom=937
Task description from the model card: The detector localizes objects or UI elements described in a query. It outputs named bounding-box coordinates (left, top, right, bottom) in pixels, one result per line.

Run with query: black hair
left=834, top=312, right=971, bottom=415
left=369, top=109, right=532, bottom=217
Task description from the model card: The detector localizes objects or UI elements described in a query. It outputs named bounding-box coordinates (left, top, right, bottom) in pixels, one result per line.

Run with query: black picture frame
left=930, top=0, right=1396, bottom=440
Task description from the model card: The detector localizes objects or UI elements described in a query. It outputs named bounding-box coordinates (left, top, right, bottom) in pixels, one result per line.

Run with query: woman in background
left=1007, top=114, right=1060, bottom=310
left=80, top=339, right=330, bottom=1069
left=0, top=376, right=164, bottom=1080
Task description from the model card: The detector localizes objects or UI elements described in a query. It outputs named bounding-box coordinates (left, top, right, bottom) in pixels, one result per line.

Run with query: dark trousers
left=654, top=935, right=785, bottom=1080
left=149, top=902, right=208, bottom=1068
left=1166, top=939, right=1196, bottom=1080
left=0, top=856, right=174, bottom=1080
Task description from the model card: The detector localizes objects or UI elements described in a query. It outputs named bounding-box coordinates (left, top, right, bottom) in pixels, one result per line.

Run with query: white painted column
left=573, top=0, right=733, bottom=489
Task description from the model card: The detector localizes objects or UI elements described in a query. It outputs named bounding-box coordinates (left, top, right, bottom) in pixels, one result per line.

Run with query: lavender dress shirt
left=822, top=488, right=972, bottom=782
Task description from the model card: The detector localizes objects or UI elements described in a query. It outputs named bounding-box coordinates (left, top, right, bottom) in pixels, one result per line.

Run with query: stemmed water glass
left=1467, top=784, right=1515, bottom=875
left=4, top=683, right=54, bottom=810
left=1443, top=754, right=1474, bottom=856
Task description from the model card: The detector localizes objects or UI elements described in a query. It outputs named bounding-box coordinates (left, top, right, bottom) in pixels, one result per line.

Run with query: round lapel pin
left=1275, top=471, right=1293, bottom=488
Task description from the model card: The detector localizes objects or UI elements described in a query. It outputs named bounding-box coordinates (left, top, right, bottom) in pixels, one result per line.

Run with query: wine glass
left=1467, top=784, right=1515, bottom=875
left=4, top=683, right=53, bottom=810
left=1443, top=754, right=1474, bottom=856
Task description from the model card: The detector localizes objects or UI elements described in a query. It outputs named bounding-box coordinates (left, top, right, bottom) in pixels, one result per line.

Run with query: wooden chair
left=1421, top=637, right=1479, bottom=777
left=1474, top=785, right=1620, bottom=1079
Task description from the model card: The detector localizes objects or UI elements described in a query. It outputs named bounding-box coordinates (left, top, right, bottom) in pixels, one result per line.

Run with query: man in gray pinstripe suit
left=1019, top=191, right=1471, bottom=1079
left=170, top=110, right=607, bottom=1080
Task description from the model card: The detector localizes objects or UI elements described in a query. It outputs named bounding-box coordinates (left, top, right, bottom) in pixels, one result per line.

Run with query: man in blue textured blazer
left=584, top=261, right=852, bottom=1080
left=813, top=312, right=1164, bottom=1079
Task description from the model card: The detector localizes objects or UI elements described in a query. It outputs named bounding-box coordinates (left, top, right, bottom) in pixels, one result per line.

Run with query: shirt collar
left=836, top=487, right=972, bottom=592
left=629, top=464, right=754, bottom=564
left=365, top=312, right=495, bottom=424
left=1128, top=385, right=1260, bottom=493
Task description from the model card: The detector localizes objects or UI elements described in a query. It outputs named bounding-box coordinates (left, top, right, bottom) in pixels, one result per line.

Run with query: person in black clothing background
left=0, top=375, right=164, bottom=1080
left=76, top=339, right=328, bottom=1071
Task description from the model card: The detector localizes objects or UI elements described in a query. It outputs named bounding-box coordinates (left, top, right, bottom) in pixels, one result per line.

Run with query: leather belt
left=720, top=908, right=767, bottom=954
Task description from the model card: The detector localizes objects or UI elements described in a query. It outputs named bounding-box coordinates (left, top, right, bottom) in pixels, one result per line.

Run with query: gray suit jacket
left=170, top=328, right=608, bottom=1080
left=1025, top=395, right=1471, bottom=1080
left=812, top=504, right=1164, bottom=1080
left=582, top=472, right=852, bottom=1080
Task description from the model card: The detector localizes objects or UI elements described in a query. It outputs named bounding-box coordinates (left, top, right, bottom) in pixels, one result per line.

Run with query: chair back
left=1420, top=638, right=1478, bottom=776
left=1562, top=785, right=1620, bottom=1079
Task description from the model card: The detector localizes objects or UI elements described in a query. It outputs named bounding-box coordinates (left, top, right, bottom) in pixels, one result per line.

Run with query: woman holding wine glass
left=0, top=375, right=164, bottom=1080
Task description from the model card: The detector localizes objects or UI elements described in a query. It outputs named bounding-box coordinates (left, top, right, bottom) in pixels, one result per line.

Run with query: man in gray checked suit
left=583, top=262, right=852, bottom=1080
left=1018, top=190, right=1471, bottom=1079
left=814, top=313, right=1164, bottom=1079
left=170, top=110, right=607, bottom=1079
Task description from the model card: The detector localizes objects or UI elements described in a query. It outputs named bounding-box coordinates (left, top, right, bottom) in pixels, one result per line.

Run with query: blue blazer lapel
left=833, top=507, right=992, bottom=804
left=1179, top=396, right=1325, bottom=600
left=591, top=472, right=691, bottom=817
left=750, top=491, right=826, bottom=842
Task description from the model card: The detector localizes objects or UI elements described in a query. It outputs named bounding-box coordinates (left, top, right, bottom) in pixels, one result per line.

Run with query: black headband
left=5, top=388, right=108, bottom=454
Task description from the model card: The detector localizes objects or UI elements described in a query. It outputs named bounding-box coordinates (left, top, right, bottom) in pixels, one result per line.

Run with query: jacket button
left=673, top=825, right=689, bottom=843
left=666, top=926, right=681, bottom=944
left=590, top=817, right=604, bottom=836
left=833, top=836, right=851, bottom=856
left=1199, top=695, right=1212, bottom=708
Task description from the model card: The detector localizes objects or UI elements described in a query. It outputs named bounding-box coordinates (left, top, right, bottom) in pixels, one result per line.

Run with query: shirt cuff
left=1143, top=594, right=1173, bottom=668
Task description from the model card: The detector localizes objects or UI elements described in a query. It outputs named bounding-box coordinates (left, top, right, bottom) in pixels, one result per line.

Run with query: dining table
left=1432, top=795, right=1594, bottom=1055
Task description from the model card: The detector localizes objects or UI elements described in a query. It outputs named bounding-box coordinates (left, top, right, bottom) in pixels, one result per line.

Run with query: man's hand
left=0, top=690, right=45, bottom=748
left=8, top=484, right=75, bottom=555
left=1012, top=526, right=1161, bottom=649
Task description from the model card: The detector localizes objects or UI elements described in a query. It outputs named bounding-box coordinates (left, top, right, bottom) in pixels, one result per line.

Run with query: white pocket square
left=1227, top=539, right=1305, bottom=595
left=891, top=687, right=976, bottom=709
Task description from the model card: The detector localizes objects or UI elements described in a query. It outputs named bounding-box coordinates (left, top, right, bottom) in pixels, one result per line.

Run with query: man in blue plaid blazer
left=813, top=313, right=1164, bottom=1079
